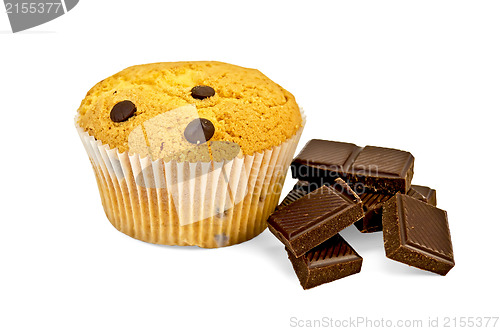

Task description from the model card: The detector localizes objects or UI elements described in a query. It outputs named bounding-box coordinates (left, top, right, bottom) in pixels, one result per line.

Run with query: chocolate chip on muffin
left=110, top=100, right=136, bottom=122
left=184, top=118, right=215, bottom=144
left=191, top=85, right=216, bottom=100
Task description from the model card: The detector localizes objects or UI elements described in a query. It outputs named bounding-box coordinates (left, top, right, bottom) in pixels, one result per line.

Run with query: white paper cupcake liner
left=77, top=111, right=304, bottom=248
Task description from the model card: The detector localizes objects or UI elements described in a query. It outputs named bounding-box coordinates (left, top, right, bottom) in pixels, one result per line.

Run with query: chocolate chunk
left=407, top=185, right=437, bottom=206
left=191, top=85, right=216, bottom=100
left=184, top=118, right=215, bottom=144
left=355, top=184, right=437, bottom=233
left=110, top=100, right=136, bottom=122
left=291, top=139, right=415, bottom=194
left=267, top=178, right=363, bottom=258
left=354, top=191, right=394, bottom=233
left=382, top=193, right=454, bottom=275
left=287, top=234, right=362, bottom=289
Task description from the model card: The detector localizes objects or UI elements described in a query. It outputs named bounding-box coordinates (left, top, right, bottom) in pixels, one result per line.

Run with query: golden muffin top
left=77, top=61, right=302, bottom=159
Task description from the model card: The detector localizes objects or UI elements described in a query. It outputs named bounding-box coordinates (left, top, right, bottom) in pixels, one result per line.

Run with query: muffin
left=76, top=61, right=304, bottom=248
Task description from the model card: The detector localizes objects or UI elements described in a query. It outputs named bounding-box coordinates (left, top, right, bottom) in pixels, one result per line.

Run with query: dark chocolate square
left=382, top=193, right=454, bottom=275
left=287, top=234, right=363, bottom=289
left=267, top=178, right=364, bottom=258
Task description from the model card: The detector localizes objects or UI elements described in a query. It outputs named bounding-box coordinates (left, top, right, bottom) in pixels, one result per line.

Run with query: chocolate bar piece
left=267, top=178, right=363, bottom=258
left=291, top=139, right=414, bottom=194
left=287, top=234, right=362, bottom=289
left=408, top=185, right=437, bottom=206
left=277, top=180, right=324, bottom=211
left=354, top=191, right=393, bottom=233
left=277, top=181, right=316, bottom=211
left=382, top=193, right=454, bottom=275
left=355, top=184, right=438, bottom=233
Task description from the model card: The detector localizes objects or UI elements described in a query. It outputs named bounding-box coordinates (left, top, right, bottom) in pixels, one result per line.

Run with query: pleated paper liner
left=76, top=112, right=304, bottom=248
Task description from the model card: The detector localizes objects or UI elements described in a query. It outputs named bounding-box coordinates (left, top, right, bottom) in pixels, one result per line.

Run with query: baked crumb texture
left=77, top=61, right=302, bottom=156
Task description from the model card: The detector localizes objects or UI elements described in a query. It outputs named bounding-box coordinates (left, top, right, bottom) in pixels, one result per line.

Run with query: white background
left=1, top=1, right=499, bottom=330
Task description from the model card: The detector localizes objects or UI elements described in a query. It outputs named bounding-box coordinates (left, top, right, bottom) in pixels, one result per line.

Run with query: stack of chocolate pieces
left=267, top=139, right=455, bottom=289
